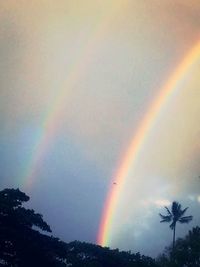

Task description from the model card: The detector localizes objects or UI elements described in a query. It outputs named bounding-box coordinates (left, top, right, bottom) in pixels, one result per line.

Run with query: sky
left=0, top=0, right=200, bottom=257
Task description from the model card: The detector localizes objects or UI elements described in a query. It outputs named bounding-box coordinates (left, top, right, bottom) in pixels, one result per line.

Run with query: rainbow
left=22, top=1, right=127, bottom=189
left=97, top=39, right=200, bottom=246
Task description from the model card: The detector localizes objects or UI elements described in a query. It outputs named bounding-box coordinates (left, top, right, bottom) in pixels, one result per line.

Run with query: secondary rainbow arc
left=22, top=1, right=127, bottom=189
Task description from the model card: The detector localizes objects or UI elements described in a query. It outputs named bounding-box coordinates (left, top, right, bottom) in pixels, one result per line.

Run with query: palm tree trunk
left=173, top=224, right=176, bottom=250
left=171, top=224, right=176, bottom=262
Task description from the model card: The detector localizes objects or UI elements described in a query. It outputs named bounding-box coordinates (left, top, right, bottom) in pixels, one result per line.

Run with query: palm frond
left=178, top=216, right=193, bottom=224
left=159, top=213, right=172, bottom=223
left=164, top=206, right=172, bottom=216
left=180, top=207, right=188, bottom=217
left=159, top=200, right=193, bottom=236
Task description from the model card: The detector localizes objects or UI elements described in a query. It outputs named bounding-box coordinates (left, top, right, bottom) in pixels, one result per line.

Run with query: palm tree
left=159, top=201, right=193, bottom=249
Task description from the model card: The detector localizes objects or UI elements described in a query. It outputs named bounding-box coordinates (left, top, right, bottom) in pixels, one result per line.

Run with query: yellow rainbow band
left=97, top=39, right=200, bottom=246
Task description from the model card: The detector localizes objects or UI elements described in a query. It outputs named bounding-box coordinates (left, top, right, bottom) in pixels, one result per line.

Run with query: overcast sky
left=1, top=0, right=200, bottom=257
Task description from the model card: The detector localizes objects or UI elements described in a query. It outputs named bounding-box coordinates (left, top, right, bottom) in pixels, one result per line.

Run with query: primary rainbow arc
left=97, top=39, right=200, bottom=246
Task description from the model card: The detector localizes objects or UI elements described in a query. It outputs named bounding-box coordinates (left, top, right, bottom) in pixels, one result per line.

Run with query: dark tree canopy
left=0, top=188, right=67, bottom=267
left=0, top=188, right=51, bottom=232
left=0, top=188, right=158, bottom=267
left=64, top=241, right=158, bottom=267
left=157, top=226, right=200, bottom=267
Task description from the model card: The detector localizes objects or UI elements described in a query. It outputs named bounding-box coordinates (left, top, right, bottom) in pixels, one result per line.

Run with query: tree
left=65, top=241, right=158, bottom=267
left=173, top=226, right=200, bottom=267
left=157, top=226, right=200, bottom=267
left=159, top=201, right=193, bottom=250
left=0, top=188, right=159, bottom=267
left=0, top=188, right=67, bottom=267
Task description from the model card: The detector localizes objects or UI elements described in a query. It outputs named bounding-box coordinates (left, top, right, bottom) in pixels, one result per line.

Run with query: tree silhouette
left=159, top=201, right=193, bottom=250
left=0, top=188, right=159, bottom=267
left=157, top=226, right=200, bottom=267
left=0, top=188, right=67, bottom=267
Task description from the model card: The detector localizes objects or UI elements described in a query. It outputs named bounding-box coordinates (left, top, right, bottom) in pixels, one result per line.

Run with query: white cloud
left=154, top=199, right=171, bottom=207
left=188, top=195, right=196, bottom=201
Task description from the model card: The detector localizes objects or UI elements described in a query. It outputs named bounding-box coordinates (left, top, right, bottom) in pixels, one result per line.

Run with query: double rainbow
left=97, top=39, right=200, bottom=246
left=18, top=2, right=200, bottom=247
